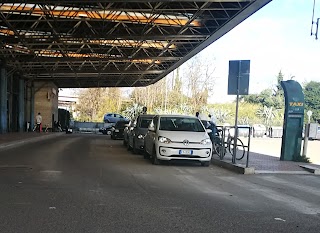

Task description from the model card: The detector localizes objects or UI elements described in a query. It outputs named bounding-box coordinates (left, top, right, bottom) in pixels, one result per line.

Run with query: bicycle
left=32, top=124, right=39, bottom=132
left=32, top=124, right=48, bottom=132
left=212, top=127, right=245, bottom=160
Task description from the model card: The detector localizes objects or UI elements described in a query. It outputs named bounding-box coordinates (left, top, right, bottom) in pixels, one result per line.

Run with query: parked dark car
left=123, top=121, right=134, bottom=146
left=127, top=114, right=155, bottom=154
left=111, top=120, right=130, bottom=139
left=100, top=123, right=115, bottom=135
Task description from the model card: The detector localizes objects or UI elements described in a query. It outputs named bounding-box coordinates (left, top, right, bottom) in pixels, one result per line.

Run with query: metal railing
left=213, top=125, right=252, bottom=168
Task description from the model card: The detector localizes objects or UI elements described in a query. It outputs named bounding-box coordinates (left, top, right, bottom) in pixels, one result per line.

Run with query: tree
left=122, top=103, right=144, bottom=120
left=256, top=106, right=277, bottom=127
left=130, top=78, right=166, bottom=111
left=75, top=88, right=106, bottom=122
left=214, top=108, right=233, bottom=125
left=304, top=81, right=320, bottom=122
left=183, top=54, right=216, bottom=112
left=241, top=71, right=285, bottom=109
left=242, top=89, right=274, bottom=108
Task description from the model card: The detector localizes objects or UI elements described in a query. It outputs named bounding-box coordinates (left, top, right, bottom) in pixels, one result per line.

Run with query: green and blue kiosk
left=280, top=80, right=305, bottom=161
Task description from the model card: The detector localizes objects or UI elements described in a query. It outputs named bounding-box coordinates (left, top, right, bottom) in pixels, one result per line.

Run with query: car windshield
left=139, top=118, right=153, bottom=128
left=159, top=117, right=205, bottom=132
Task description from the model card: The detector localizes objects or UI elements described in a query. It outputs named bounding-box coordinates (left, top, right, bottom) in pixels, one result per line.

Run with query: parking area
left=247, top=137, right=320, bottom=165
left=1, top=132, right=319, bottom=173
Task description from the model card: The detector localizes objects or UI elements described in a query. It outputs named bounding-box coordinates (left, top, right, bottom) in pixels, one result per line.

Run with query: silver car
left=127, top=114, right=155, bottom=154
left=103, top=113, right=128, bottom=123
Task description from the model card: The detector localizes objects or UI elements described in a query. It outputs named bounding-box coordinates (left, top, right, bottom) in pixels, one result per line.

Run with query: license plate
left=179, top=150, right=193, bottom=155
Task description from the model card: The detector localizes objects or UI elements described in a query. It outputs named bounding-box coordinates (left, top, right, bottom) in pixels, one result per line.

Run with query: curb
left=299, top=165, right=320, bottom=175
left=211, top=158, right=317, bottom=175
left=211, top=158, right=255, bottom=174
left=0, top=133, right=64, bottom=151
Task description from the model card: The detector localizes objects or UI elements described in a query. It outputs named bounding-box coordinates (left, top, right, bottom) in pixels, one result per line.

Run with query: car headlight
left=158, top=136, right=172, bottom=143
left=115, top=129, right=119, bottom=132
left=137, top=134, right=144, bottom=139
left=200, top=138, right=211, bottom=145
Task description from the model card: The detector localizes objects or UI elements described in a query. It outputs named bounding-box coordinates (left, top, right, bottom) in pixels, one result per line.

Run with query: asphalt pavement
left=0, top=134, right=319, bottom=233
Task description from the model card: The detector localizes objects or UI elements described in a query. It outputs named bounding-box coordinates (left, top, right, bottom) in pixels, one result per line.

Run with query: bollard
left=302, top=124, right=309, bottom=157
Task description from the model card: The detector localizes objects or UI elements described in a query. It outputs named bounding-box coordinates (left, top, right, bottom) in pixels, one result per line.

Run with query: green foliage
left=304, top=81, right=320, bottom=122
left=75, top=70, right=317, bottom=129
left=294, top=155, right=310, bottom=163
left=207, top=103, right=261, bottom=125
left=122, top=103, right=144, bottom=121
left=241, top=71, right=285, bottom=110
left=256, top=106, right=277, bottom=127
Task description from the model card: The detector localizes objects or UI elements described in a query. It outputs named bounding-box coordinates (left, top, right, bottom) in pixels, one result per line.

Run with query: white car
left=144, top=115, right=212, bottom=166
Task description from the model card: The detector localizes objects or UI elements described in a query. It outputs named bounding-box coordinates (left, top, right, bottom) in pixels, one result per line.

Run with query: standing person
left=36, top=112, right=42, bottom=132
left=208, top=113, right=216, bottom=125
left=142, top=106, right=147, bottom=114
left=208, top=114, right=217, bottom=137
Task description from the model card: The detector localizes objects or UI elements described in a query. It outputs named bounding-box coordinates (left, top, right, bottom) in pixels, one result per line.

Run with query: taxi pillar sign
left=307, top=110, right=312, bottom=123
left=280, top=80, right=304, bottom=161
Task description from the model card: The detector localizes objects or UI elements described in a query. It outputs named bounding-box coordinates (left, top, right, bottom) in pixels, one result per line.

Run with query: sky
left=60, top=0, right=320, bottom=103
left=204, top=0, right=320, bottom=103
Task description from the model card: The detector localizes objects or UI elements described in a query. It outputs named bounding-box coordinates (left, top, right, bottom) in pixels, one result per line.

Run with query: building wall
left=34, top=82, right=58, bottom=128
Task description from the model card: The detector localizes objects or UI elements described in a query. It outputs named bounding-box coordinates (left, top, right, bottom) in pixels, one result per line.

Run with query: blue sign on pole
left=227, top=60, right=250, bottom=95
left=227, top=60, right=250, bottom=164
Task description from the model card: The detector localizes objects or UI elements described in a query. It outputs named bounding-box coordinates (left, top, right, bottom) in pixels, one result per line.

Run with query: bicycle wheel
left=228, top=137, right=245, bottom=160
left=213, top=136, right=226, bottom=159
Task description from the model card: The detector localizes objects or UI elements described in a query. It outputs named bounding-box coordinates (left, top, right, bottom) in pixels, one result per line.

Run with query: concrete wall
left=34, top=82, right=58, bottom=128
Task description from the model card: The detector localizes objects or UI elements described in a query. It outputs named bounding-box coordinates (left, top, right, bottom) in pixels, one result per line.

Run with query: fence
left=73, top=121, right=108, bottom=133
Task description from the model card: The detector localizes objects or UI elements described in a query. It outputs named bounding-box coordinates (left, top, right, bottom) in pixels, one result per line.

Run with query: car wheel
left=143, top=143, right=150, bottom=159
left=201, top=161, right=210, bottom=167
left=143, top=152, right=150, bottom=159
left=127, top=140, right=132, bottom=151
left=132, top=140, right=139, bottom=154
left=151, top=147, right=160, bottom=165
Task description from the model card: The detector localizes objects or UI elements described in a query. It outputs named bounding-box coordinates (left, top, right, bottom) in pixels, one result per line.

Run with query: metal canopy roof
left=0, top=0, right=271, bottom=88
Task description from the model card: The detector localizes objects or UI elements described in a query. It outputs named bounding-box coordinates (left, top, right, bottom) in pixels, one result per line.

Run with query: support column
left=30, top=83, right=35, bottom=130
left=18, top=79, right=25, bottom=132
left=0, top=66, right=8, bottom=134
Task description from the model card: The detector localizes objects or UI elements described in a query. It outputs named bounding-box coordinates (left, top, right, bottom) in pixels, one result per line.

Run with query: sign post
left=228, top=60, right=250, bottom=164
left=307, top=110, right=312, bottom=123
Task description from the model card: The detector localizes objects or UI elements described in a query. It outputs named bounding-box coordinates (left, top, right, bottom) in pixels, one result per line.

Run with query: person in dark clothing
left=142, top=106, right=147, bottom=114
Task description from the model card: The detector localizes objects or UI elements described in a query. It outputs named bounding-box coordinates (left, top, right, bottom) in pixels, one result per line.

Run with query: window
left=139, top=118, right=152, bottom=128
left=159, top=117, right=205, bottom=132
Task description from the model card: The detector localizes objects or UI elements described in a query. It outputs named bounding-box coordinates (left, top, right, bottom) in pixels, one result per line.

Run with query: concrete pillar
left=30, top=84, right=35, bottom=130
left=18, top=79, right=25, bottom=132
left=0, top=66, right=7, bottom=133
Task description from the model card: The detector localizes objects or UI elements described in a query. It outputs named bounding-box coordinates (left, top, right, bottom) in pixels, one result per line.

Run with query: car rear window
left=159, top=117, right=205, bottom=132
left=115, top=121, right=129, bottom=127
left=139, top=118, right=153, bottom=128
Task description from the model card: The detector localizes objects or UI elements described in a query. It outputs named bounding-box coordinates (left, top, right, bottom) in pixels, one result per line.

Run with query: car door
left=128, top=119, right=137, bottom=147
left=132, top=116, right=140, bottom=142
left=145, top=116, right=158, bottom=154
left=124, top=121, right=132, bottom=142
